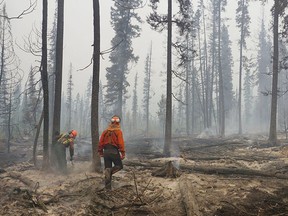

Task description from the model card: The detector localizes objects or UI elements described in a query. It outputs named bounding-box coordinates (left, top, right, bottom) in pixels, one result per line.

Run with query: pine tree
left=66, top=63, right=73, bottom=130
left=48, top=0, right=57, bottom=140
left=221, top=24, right=234, bottom=116
left=105, top=0, right=142, bottom=117
left=256, top=16, right=271, bottom=131
left=142, top=46, right=152, bottom=136
left=243, top=56, right=254, bottom=128
left=23, top=66, right=39, bottom=133
left=236, top=0, right=250, bottom=135
left=0, top=4, right=21, bottom=151
left=84, top=76, right=92, bottom=137
left=157, top=94, right=166, bottom=135
left=132, top=72, right=138, bottom=133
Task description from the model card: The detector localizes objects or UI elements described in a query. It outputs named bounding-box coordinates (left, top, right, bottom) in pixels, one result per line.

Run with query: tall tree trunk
left=52, top=0, right=64, bottom=165
left=33, top=111, right=44, bottom=166
left=91, top=0, right=101, bottom=172
left=238, top=0, right=244, bottom=135
left=218, top=0, right=225, bottom=137
left=7, top=91, right=12, bottom=154
left=146, top=43, right=152, bottom=136
left=197, top=29, right=206, bottom=128
left=41, top=0, right=49, bottom=169
left=164, top=0, right=172, bottom=156
left=185, top=35, right=190, bottom=136
left=269, top=0, right=279, bottom=143
left=191, top=36, right=196, bottom=135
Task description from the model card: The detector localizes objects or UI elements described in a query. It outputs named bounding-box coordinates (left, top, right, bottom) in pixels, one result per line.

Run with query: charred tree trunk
left=52, top=0, right=64, bottom=167
left=41, top=0, right=49, bottom=169
left=91, top=0, right=101, bottom=172
left=164, top=0, right=172, bottom=157
left=269, top=0, right=279, bottom=144
left=33, top=111, right=44, bottom=166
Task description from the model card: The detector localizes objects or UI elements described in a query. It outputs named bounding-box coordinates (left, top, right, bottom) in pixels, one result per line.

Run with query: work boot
left=104, top=168, right=112, bottom=189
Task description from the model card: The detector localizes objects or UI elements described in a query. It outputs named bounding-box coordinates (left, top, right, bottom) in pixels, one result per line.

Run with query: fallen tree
left=179, top=176, right=201, bottom=216
left=123, top=159, right=288, bottom=179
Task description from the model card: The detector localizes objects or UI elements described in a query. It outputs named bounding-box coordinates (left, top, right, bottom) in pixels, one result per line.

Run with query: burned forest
left=1, top=0, right=288, bottom=216
left=1, top=134, right=288, bottom=215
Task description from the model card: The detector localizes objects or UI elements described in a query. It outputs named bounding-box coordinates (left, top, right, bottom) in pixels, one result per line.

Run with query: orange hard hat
left=111, top=115, right=121, bottom=123
left=70, top=130, right=77, bottom=137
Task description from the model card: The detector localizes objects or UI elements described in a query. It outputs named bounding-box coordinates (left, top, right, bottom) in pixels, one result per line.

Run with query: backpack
left=57, top=133, right=73, bottom=147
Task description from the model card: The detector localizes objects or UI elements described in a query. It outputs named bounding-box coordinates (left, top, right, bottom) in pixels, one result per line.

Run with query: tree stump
left=152, top=161, right=181, bottom=178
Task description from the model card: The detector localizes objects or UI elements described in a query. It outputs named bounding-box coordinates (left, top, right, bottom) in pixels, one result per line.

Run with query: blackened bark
left=164, top=0, right=172, bottom=157
left=52, top=0, right=64, bottom=166
left=91, top=0, right=101, bottom=172
left=41, top=0, right=49, bottom=169
left=269, top=0, right=279, bottom=144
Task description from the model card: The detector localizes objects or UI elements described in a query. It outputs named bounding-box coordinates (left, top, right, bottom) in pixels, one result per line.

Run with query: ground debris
left=1, top=135, right=288, bottom=215
left=86, top=172, right=173, bottom=216
left=215, top=187, right=288, bottom=216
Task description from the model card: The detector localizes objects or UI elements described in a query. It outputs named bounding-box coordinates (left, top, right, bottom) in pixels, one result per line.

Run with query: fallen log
left=179, top=176, right=201, bottom=216
left=124, top=159, right=288, bottom=179
left=7, top=172, right=36, bottom=188
left=179, top=164, right=288, bottom=179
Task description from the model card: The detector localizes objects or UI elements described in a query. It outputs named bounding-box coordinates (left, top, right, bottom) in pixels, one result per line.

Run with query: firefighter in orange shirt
left=98, top=115, right=125, bottom=189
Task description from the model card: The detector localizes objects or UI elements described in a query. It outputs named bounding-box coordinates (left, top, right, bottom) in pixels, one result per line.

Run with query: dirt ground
left=0, top=134, right=288, bottom=216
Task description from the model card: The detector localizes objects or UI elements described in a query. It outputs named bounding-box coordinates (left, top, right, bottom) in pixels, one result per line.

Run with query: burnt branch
left=172, top=69, right=188, bottom=83
left=78, top=40, right=124, bottom=71
left=0, top=0, right=37, bottom=20
left=172, top=92, right=186, bottom=105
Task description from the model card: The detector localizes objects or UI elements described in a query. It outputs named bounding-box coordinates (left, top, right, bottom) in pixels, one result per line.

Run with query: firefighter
left=55, top=129, right=77, bottom=174
left=98, top=115, right=125, bottom=189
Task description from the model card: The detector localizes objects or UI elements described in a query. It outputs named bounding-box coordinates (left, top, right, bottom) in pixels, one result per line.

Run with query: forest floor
left=0, top=134, right=288, bottom=216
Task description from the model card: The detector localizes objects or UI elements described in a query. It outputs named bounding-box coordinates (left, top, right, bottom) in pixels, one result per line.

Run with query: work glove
left=120, top=152, right=125, bottom=160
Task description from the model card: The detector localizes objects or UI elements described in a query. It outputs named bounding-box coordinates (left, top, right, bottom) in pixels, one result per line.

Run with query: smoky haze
left=2, top=0, right=284, bottom=142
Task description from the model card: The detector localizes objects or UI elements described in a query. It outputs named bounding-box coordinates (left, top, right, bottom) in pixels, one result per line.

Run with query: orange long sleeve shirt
left=98, top=124, right=125, bottom=154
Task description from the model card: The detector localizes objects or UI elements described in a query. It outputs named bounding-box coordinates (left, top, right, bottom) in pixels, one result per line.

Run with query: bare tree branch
left=172, top=92, right=186, bottom=105
left=0, top=0, right=37, bottom=20
left=78, top=40, right=124, bottom=71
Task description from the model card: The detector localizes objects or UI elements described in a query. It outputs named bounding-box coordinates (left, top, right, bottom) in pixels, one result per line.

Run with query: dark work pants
left=103, top=145, right=123, bottom=174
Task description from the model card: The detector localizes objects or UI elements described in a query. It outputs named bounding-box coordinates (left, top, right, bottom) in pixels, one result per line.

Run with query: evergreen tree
left=132, top=72, right=138, bottom=133
left=66, top=63, right=73, bottom=130
left=105, top=0, right=142, bottom=117
left=243, top=56, right=255, bottom=128
left=0, top=4, right=19, bottom=87
left=0, top=4, right=21, bottom=151
left=84, top=76, right=92, bottom=137
left=157, top=94, right=166, bottom=135
left=269, top=0, right=286, bottom=143
left=235, top=0, right=250, bottom=134
left=23, top=67, right=40, bottom=134
left=73, top=93, right=81, bottom=132
left=48, top=0, right=57, bottom=140
left=142, top=46, right=152, bottom=136
left=221, top=24, right=234, bottom=115
left=176, top=84, right=184, bottom=132
left=256, top=16, right=272, bottom=131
